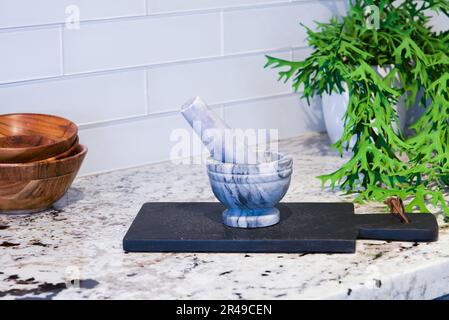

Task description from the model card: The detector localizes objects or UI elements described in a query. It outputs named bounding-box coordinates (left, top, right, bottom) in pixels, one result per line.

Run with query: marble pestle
left=181, top=96, right=257, bottom=164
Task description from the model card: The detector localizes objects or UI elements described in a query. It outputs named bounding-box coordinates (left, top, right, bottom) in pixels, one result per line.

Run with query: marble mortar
left=207, top=151, right=293, bottom=228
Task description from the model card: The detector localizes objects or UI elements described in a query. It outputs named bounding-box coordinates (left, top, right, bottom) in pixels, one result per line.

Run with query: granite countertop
left=1, top=132, right=449, bottom=300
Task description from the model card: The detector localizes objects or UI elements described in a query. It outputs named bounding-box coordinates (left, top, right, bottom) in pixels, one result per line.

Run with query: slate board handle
left=356, top=213, right=439, bottom=242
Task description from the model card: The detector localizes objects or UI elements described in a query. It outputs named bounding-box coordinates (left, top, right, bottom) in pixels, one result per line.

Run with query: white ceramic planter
left=322, top=89, right=350, bottom=144
left=321, top=66, right=407, bottom=144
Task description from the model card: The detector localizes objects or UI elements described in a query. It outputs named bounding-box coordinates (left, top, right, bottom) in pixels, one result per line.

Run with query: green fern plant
left=266, top=0, right=449, bottom=215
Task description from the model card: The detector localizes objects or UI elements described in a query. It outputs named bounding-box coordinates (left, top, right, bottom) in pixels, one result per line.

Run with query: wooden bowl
left=0, top=113, right=78, bottom=163
left=0, top=144, right=87, bottom=214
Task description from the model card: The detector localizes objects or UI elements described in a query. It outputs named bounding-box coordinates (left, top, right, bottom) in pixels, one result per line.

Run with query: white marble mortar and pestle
left=181, top=97, right=293, bottom=228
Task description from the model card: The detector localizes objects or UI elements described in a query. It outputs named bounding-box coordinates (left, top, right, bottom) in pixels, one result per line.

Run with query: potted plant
left=266, top=0, right=449, bottom=215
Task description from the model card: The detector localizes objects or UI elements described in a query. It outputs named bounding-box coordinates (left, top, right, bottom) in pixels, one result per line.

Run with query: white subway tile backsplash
left=147, top=51, right=291, bottom=113
left=63, top=13, right=221, bottom=74
left=147, top=0, right=289, bottom=14
left=0, top=0, right=146, bottom=29
left=0, top=28, right=61, bottom=84
left=224, top=94, right=324, bottom=139
left=0, top=70, right=147, bottom=125
left=223, top=1, right=346, bottom=54
left=0, top=0, right=358, bottom=174
left=78, top=113, right=202, bottom=174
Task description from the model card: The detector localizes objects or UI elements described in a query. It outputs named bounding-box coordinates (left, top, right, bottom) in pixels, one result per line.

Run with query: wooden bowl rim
left=0, top=144, right=88, bottom=169
left=37, top=136, right=80, bottom=163
left=0, top=113, right=78, bottom=153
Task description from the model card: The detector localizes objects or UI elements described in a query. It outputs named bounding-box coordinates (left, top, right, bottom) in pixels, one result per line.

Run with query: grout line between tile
left=143, top=0, right=148, bottom=15
left=78, top=92, right=303, bottom=130
left=0, top=0, right=344, bottom=33
left=58, top=25, right=65, bottom=75
left=144, top=68, right=150, bottom=114
left=220, top=10, right=225, bottom=56
left=0, top=46, right=309, bottom=87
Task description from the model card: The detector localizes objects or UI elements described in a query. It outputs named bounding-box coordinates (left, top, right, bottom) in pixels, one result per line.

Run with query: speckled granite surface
left=1, top=132, right=448, bottom=300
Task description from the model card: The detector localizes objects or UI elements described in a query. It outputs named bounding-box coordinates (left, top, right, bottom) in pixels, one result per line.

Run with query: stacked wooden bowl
left=0, top=114, right=87, bottom=214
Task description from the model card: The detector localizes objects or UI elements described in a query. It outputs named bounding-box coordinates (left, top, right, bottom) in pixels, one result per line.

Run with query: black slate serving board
left=123, top=202, right=438, bottom=253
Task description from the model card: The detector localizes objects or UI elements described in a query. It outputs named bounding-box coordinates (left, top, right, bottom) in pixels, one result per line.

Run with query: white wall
left=5, top=1, right=445, bottom=175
